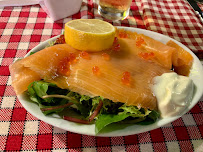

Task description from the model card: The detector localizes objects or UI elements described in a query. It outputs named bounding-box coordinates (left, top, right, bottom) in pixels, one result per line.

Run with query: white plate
left=18, top=27, right=203, bottom=137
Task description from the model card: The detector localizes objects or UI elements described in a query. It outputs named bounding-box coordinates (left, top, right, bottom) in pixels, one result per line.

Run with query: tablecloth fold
left=138, top=0, right=203, bottom=58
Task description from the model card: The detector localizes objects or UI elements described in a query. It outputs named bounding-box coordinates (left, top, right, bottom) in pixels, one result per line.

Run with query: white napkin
left=0, top=0, right=83, bottom=21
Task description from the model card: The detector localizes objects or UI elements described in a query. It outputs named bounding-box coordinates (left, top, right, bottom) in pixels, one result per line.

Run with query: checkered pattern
left=0, top=0, right=202, bottom=151
left=136, top=0, right=203, bottom=58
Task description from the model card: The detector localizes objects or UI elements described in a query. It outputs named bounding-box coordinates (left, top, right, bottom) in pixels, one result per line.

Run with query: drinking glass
left=98, top=0, right=132, bottom=20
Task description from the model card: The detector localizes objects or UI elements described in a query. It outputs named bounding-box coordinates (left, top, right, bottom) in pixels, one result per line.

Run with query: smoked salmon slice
left=116, top=30, right=175, bottom=70
left=9, top=44, right=78, bottom=95
left=10, top=42, right=170, bottom=110
left=116, top=29, right=193, bottom=76
left=166, top=40, right=193, bottom=76
left=139, top=34, right=175, bottom=70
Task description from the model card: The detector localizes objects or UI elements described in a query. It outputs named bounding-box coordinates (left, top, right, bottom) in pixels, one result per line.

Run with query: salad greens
left=27, top=80, right=160, bottom=134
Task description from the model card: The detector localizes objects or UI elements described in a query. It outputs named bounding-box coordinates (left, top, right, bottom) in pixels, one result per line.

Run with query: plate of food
left=9, top=19, right=203, bottom=137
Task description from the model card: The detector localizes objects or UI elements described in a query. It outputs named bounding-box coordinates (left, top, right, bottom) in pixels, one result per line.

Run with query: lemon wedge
left=64, top=19, right=116, bottom=52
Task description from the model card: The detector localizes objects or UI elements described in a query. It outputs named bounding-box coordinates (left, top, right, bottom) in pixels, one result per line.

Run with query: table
left=0, top=0, right=202, bottom=151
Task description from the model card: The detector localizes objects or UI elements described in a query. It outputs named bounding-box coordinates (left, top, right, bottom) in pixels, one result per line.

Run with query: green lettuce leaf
left=95, top=113, right=130, bottom=134
left=27, top=81, right=69, bottom=115
left=95, top=105, right=159, bottom=133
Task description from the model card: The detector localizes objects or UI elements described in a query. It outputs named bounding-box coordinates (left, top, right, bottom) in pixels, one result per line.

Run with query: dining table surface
left=0, top=0, right=203, bottom=151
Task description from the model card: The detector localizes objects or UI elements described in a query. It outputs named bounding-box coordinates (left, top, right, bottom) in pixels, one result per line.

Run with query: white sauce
left=152, top=72, right=194, bottom=118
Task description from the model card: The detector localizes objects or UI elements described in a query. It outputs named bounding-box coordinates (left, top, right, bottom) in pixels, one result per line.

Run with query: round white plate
left=18, top=27, right=203, bottom=137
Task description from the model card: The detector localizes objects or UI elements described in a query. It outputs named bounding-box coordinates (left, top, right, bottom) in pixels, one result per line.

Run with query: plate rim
left=18, top=26, right=203, bottom=137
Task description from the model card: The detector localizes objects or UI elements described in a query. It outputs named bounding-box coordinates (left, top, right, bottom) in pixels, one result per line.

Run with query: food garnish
left=92, top=66, right=101, bottom=76
left=121, top=71, right=131, bottom=86
left=80, top=51, right=90, bottom=60
left=64, top=19, right=116, bottom=52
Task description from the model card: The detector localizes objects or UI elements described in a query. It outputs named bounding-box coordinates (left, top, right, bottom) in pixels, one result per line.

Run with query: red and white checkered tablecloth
left=0, top=0, right=203, bottom=151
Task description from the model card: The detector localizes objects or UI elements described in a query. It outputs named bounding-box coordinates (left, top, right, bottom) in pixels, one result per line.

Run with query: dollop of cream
left=152, top=72, right=194, bottom=118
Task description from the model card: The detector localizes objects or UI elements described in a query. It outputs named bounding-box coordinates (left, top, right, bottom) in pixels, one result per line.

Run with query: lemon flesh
left=65, top=19, right=116, bottom=52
